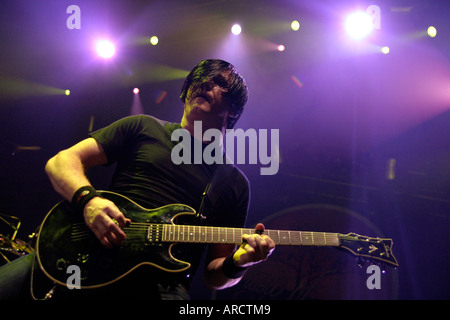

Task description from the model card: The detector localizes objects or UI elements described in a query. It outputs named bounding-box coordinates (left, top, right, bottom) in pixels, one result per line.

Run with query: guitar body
left=36, top=191, right=197, bottom=289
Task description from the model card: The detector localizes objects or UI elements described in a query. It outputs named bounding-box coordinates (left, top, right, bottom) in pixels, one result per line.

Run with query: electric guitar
left=36, top=191, right=398, bottom=289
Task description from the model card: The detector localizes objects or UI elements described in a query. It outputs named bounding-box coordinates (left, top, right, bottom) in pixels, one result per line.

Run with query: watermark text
left=171, top=121, right=279, bottom=175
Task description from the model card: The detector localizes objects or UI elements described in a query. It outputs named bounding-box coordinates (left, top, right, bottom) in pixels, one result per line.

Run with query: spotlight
left=344, top=11, right=374, bottom=40
left=291, top=20, right=300, bottom=31
left=150, top=36, right=159, bottom=45
left=427, top=26, right=437, bottom=38
left=133, top=88, right=140, bottom=94
left=95, top=39, right=116, bottom=59
left=65, top=89, right=71, bottom=96
left=231, top=24, right=242, bottom=35
left=381, top=46, right=390, bottom=54
left=277, top=44, right=285, bottom=52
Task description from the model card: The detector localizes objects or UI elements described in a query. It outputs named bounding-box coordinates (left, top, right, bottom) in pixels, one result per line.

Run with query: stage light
left=427, top=26, right=437, bottom=38
left=291, top=20, right=300, bottom=31
left=381, top=46, right=390, bottom=54
left=344, top=11, right=374, bottom=40
left=133, top=88, right=140, bottom=94
left=277, top=44, right=285, bottom=52
left=150, top=36, right=159, bottom=45
left=95, top=39, right=116, bottom=59
left=65, top=89, right=71, bottom=96
left=231, top=24, right=242, bottom=35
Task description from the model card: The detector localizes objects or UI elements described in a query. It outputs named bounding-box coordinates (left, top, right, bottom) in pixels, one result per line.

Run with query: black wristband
left=71, top=186, right=102, bottom=214
left=222, top=252, right=248, bottom=279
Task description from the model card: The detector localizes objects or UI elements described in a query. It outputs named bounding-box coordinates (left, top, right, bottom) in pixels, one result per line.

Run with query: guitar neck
left=157, top=224, right=340, bottom=247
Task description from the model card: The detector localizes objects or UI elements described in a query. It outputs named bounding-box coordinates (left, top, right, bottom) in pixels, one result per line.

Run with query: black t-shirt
left=89, top=115, right=249, bottom=226
left=88, top=115, right=250, bottom=293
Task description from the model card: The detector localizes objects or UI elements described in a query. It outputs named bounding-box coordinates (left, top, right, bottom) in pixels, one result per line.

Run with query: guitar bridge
left=147, top=224, right=163, bottom=245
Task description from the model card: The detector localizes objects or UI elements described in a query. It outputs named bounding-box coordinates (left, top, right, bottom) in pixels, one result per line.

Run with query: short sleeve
left=89, top=115, right=144, bottom=165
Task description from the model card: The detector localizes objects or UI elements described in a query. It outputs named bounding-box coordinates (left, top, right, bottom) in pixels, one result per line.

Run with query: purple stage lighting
left=95, top=39, right=116, bottom=59
left=344, top=11, right=374, bottom=40
left=231, top=24, right=242, bottom=35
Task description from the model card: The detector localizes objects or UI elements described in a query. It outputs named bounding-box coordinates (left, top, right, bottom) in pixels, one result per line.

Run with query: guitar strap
left=198, top=162, right=235, bottom=220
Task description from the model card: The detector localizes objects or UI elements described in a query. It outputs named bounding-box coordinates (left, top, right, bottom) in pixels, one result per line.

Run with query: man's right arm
left=45, top=138, right=129, bottom=247
left=45, top=138, right=107, bottom=200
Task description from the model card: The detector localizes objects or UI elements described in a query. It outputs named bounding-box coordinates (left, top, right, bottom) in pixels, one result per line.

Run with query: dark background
left=0, top=0, right=448, bottom=300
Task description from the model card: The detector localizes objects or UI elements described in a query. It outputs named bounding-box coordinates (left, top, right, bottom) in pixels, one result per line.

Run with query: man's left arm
left=203, top=224, right=275, bottom=290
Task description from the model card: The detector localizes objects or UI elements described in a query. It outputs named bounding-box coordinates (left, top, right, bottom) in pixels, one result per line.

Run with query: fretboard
left=156, top=224, right=340, bottom=247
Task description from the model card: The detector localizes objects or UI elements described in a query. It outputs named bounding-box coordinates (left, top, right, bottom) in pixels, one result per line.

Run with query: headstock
left=338, top=233, right=399, bottom=268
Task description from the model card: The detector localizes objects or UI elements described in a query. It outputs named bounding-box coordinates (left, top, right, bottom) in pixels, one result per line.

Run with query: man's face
left=184, top=71, right=232, bottom=121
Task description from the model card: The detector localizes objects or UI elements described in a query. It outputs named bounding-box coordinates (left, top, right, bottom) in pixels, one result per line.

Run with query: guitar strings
left=70, top=222, right=340, bottom=246
left=70, top=222, right=153, bottom=242
left=69, top=222, right=249, bottom=244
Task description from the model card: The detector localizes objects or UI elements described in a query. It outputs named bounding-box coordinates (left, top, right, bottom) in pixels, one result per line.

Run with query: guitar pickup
left=147, top=224, right=163, bottom=245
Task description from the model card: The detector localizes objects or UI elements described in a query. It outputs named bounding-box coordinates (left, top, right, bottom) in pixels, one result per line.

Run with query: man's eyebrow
left=212, top=74, right=229, bottom=87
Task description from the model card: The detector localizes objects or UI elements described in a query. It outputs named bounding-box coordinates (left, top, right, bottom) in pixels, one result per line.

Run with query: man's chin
left=191, top=104, right=211, bottom=114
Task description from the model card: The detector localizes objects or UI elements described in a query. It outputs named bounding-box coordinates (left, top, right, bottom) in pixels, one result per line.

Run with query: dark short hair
left=180, top=59, right=248, bottom=129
